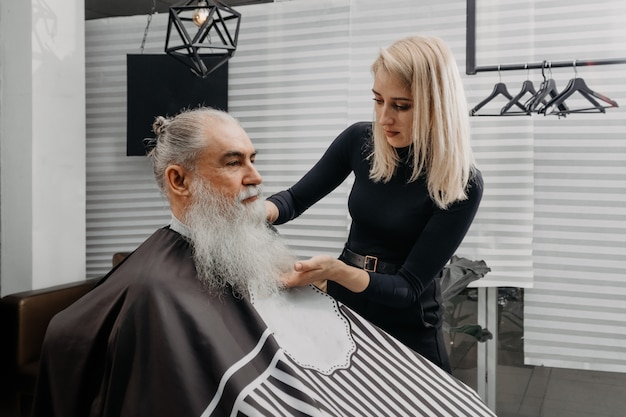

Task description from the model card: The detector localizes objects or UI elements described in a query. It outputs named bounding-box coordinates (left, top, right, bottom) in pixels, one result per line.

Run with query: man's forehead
left=205, top=122, right=255, bottom=153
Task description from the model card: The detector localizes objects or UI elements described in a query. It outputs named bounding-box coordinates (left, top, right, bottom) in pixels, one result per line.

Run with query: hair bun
left=152, top=116, right=170, bottom=137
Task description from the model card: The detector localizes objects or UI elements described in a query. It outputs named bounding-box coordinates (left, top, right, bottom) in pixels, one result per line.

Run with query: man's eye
left=226, top=160, right=241, bottom=166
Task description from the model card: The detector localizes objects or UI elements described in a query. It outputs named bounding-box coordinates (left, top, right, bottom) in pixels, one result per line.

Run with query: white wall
left=0, top=0, right=86, bottom=296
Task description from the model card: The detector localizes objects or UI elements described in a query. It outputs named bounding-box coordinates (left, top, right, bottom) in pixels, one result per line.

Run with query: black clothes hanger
left=500, top=65, right=536, bottom=115
left=500, top=80, right=535, bottom=115
left=523, top=61, right=568, bottom=115
left=539, top=61, right=619, bottom=116
left=470, top=66, right=526, bottom=116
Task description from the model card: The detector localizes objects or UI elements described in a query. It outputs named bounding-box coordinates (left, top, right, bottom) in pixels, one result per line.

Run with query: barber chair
left=0, top=253, right=129, bottom=417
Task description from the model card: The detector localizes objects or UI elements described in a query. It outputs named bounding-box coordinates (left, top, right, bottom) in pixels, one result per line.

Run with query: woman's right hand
left=265, top=200, right=279, bottom=224
left=281, top=255, right=370, bottom=293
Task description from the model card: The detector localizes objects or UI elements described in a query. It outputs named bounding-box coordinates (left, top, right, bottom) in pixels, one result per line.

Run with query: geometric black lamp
left=165, top=0, right=241, bottom=78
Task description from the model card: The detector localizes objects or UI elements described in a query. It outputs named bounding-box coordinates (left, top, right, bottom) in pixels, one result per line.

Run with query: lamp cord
left=140, top=0, right=157, bottom=53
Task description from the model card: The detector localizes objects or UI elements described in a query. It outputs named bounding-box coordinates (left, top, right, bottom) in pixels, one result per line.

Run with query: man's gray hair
left=147, top=107, right=239, bottom=194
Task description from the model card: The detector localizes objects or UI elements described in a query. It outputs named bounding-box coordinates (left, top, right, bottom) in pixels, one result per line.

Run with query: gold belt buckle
left=364, top=255, right=378, bottom=272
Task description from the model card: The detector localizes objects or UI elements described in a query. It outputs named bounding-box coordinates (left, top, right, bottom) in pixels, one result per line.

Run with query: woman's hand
left=265, top=201, right=279, bottom=224
left=281, top=255, right=370, bottom=293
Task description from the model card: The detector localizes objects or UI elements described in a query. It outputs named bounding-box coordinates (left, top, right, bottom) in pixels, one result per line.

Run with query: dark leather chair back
left=0, top=278, right=99, bottom=417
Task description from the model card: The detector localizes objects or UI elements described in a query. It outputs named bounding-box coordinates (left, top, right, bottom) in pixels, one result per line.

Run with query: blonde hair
left=369, top=35, right=475, bottom=209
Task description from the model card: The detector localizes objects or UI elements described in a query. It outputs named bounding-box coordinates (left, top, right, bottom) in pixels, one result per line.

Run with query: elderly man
left=32, top=108, right=494, bottom=417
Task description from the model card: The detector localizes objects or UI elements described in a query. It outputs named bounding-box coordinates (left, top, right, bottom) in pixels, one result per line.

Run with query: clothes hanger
left=470, top=66, right=525, bottom=116
left=539, top=60, right=619, bottom=116
left=500, top=64, right=536, bottom=115
left=523, top=61, right=568, bottom=115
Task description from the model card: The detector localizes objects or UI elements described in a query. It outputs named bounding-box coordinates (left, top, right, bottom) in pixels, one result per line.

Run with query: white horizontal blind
left=85, top=1, right=355, bottom=275
left=467, top=0, right=536, bottom=288
left=524, top=0, right=626, bottom=373
left=85, top=17, right=172, bottom=276
left=228, top=0, right=352, bottom=258
left=472, top=0, right=626, bottom=372
left=85, top=1, right=520, bottom=283
left=348, top=0, right=470, bottom=121
left=87, top=2, right=626, bottom=374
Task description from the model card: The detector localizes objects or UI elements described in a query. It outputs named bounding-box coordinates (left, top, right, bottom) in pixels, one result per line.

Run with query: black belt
left=340, top=248, right=399, bottom=274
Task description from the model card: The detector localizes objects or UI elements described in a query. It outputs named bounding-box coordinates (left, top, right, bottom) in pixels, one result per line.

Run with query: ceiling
left=85, top=0, right=270, bottom=20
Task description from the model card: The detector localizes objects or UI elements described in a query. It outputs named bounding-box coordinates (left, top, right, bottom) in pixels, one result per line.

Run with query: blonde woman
left=265, top=36, right=483, bottom=372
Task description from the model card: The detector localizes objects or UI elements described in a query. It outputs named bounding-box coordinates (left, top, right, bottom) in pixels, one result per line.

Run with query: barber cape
left=33, top=227, right=495, bottom=417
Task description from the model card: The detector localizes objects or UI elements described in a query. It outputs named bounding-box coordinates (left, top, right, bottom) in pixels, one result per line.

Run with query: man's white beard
left=184, top=181, right=296, bottom=298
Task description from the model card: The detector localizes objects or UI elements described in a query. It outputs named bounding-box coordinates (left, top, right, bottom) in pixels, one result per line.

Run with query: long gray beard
left=183, top=182, right=296, bottom=298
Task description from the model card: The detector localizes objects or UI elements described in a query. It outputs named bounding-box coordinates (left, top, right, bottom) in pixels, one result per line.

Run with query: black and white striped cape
left=204, top=286, right=495, bottom=417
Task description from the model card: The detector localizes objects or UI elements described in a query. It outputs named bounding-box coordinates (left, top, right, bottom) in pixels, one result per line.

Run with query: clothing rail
left=469, top=58, right=626, bottom=74
left=465, top=0, right=626, bottom=75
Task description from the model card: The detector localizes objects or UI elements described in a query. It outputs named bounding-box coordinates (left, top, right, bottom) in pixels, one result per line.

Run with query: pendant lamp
left=165, top=0, right=241, bottom=78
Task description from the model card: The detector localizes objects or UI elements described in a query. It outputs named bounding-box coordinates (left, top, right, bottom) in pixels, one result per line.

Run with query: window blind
left=473, top=0, right=626, bottom=372
left=86, top=0, right=626, bottom=373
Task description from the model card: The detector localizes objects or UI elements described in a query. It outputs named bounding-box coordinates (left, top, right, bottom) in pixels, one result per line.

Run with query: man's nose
left=244, top=163, right=263, bottom=185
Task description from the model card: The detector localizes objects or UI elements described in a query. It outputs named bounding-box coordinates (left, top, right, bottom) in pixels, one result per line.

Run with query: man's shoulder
left=102, top=227, right=198, bottom=291
left=116, top=227, right=192, bottom=274
left=50, top=227, right=195, bottom=323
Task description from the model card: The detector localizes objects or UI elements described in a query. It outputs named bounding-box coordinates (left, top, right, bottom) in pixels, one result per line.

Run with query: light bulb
left=192, top=1, right=210, bottom=27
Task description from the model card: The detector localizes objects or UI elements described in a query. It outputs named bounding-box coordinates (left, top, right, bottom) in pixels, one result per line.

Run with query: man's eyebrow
left=220, top=150, right=257, bottom=160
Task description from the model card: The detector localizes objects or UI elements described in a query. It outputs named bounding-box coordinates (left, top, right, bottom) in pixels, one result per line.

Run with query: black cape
left=32, top=227, right=495, bottom=417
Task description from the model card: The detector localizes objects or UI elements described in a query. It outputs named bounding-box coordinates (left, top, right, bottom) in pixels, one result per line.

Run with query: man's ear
left=165, top=165, right=191, bottom=198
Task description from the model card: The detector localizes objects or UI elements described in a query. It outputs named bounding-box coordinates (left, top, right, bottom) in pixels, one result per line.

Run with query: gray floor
left=447, top=289, right=626, bottom=417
